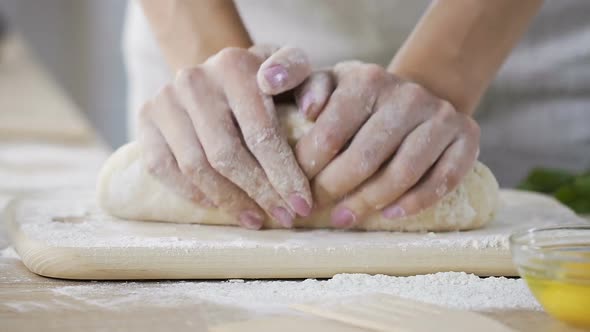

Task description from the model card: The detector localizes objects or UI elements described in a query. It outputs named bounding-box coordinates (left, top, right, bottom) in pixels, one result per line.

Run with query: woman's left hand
left=293, top=61, right=481, bottom=228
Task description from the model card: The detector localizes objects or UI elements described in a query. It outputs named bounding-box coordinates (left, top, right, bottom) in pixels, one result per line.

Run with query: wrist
left=387, top=0, right=541, bottom=116
left=388, top=63, right=478, bottom=116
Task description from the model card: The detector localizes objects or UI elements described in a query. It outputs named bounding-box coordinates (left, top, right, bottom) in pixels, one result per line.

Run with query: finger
left=137, top=103, right=212, bottom=208
left=257, top=46, right=312, bottom=95
left=295, top=63, right=385, bottom=178
left=175, top=66, right=300, bottom=228
left=382, top=135, right=479, bottom=218
left=330, top=111, right=458, bottom=228
left=294, top=70, right=336, bottom=120
left=219, top=51, right=313, bottom=217
left=248, top=43, right=280, bottom=60
left=149, top=85, right=267, bottom=230
left=312, top=86, right=436, bottom=206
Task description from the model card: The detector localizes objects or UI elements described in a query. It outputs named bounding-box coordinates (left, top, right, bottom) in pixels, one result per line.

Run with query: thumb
left=251, top=45, right=312, bottom=95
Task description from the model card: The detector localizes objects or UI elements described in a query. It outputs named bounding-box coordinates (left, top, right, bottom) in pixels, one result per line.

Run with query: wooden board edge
left=5, top=196, right=518, bottom=280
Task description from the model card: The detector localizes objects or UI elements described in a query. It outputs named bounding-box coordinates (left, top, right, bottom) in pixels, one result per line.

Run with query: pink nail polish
left=331, top=207, right=356, bottom=228
left=272, top=207, right=294, bottom=228
left=382, top=205, right=406, bottom=219
left=264, top=64, right=288, bottom=90
left=289, top=194, right=312, bottom=217
left=299, top=92, right=314, bottom=116
left=239, top=211, right=264, bottom=229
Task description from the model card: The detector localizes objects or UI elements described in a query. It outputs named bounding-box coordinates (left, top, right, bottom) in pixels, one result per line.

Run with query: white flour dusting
left=0, top=142, right=107, bottom=192
left=0, top=246, right=20, bottom=259
left=47, top=272, right=540, bottom=314
left=12, top=189, right=584, bottom=251
left=5, top=190, right=574, bottom=320
left=0, top=142, right=107, bottom=166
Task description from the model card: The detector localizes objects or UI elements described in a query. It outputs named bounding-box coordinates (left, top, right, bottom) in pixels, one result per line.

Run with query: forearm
left=139, top=0, right=252, bottom=70
left=388, top=0, right=542, bottom=114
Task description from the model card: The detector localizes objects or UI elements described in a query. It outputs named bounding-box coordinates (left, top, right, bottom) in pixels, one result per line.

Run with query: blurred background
left=0, top=0, right=127, bottom=148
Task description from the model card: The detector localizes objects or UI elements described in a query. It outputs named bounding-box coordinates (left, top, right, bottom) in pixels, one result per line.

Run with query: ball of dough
left=97, top=106, right=499, bottom=232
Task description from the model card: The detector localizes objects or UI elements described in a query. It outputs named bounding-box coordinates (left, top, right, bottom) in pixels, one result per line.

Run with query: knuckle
left=402, top=81, right=428, bottom=99
left=313, top=70, right=335, bottom=88
left=334, top=60, right=363, bottom=74
left=243, top=126, right=281, bottom=151
left=248, top=43, right=278, bottom=59
left=355, top=147, right=380, bottom=177
left=210, top=189, right=242, bottom=209
left=405, top=195, right=429, bottom=213
left=214, top=47, right=256, bottom=70
left=209, top=194, right=243, bottom=212
left=443, top=168, right=462, bottom=188
left=144, top=157, right=159, bottom=176
left=315, top=129, right=342, bottom=154
left=208, top=140, right=242, bottom=175
left=395, top=171, right=417, bottom=190
left=177, top=154, right=207, bottom=179
left=434, top=102, right=457, bottom=123
left=158, top=84, right=176, bottom=101
left=392, top=161, right=419, bottom=186
left=145, top=154, right=176, bottom=178
left=360, top=187, right=394, bottom=211
left=365, top=195, right=385, bottom=211
left=174, top=180, right=206, bottom=204
left=217, top=47, right=247, bottom=62
left=463, top=116, right=481, bottom=138
left=354, top=193, right=378, bottom=212
left=250, top=186, right=278, bottom=209
left=394, top=82, right=433, bottom=114
left=301, top=72, right=331, bottom=98
left=175, top=67, right=206, bottom=89
left=187, top=186, right=206, bottom=202
left=359, top=64, right=386, bottom=86
left=281, top=47, right=309, bottom=65
left=138, top=101, right=153, bottom=120
left=154, top=85, right=179, bottom=111
left=439, top=99, right=456, bottom=113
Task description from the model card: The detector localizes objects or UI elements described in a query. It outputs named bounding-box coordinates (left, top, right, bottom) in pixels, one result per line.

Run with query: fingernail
left=382, top=205, right=406, bottom=219
left=272, top=207, right=294, bottom=228
left=264, top=64, right=288, bottom=90
left=299, top=92, right=314, bottom=116
left=289, top=194, right=312, bottom=217
left=239, top=211, right=264, bottom=230
left=331, top=207, right=356, bottom=228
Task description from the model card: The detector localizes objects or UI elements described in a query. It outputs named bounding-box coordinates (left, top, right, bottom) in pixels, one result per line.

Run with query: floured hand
left=293, top=61, right=481, bottom=228
left=137, top=45, right=313, bottom=230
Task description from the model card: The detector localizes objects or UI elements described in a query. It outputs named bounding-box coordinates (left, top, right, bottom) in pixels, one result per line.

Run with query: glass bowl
left=510, top=225, right=590, bottom=328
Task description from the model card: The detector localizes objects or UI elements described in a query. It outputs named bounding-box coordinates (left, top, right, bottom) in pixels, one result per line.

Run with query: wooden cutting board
left=4, top=189, right=585, bottom=280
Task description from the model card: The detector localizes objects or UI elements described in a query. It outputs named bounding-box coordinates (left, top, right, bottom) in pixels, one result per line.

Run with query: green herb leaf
left=518, top=168, right=575, bottom=193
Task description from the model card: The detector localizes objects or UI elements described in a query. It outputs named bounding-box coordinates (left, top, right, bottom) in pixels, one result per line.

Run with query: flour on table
left=0, top=142, right=108, bottom=192
left=46, top=272, right=540, bottom=316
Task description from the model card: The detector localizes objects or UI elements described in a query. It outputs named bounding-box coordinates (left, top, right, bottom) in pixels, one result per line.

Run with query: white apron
left=122, top=0, right=590, bottom=186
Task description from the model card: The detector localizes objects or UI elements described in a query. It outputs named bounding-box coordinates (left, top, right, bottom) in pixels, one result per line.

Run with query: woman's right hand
left=137, top=45, right=314, bottom=230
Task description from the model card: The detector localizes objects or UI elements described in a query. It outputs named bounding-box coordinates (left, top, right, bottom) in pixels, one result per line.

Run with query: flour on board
left=13, top=189, right=583, bottom=252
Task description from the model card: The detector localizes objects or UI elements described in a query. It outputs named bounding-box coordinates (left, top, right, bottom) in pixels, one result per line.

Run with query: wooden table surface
left=0, top=35, right=586, bottom=332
